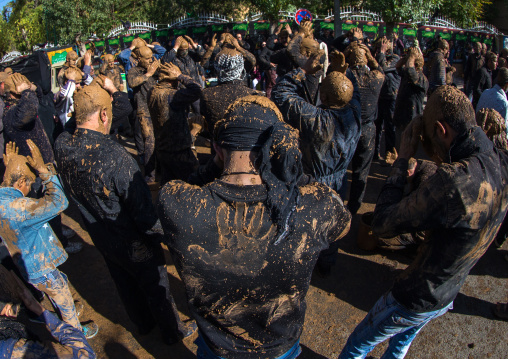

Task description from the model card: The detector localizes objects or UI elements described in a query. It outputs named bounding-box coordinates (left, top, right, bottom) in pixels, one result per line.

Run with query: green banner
left=342, top=23, right=357, bottom=31
left=123, top=35, right=135, bottom=43
left=320, top=22, right=334, bottom=30
left=484, top=38, right=492, bottom=45
left=173, top=29, right=187, bottom=35
left=471, top=36, right=481, bottom=42
left=254, top=22, right=270, bottom=30
left=403, top=28, right=417, bottom=37
left=363, top=25, right=377, bottom=33
left=155, top=29, right=169, bottom=37
left=212, top=25, right=223, bottom=32
left=233, top=23, right=248, bottom=31
left=439, top=32, right=451, bottom=40
left=192, top=26, right=207, bottom=34
left=94, top=40, right=105, bottom=47
left=51, top=52, right=67, bottom=64
left=108, top=38, right=119, bottom=45
left=85, top=43, right=90, bottom=49
left=139, top=32, right=151, bottom=40
left=456, top=34, right=467, bottom=41
left=421, top=31, right=434, bottom=38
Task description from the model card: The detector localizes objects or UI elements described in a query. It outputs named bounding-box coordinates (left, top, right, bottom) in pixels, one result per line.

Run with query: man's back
left=54, top=129, right=158, bottom=256
left=373, top=127, right=508, bottom=312
left=158, top=179, right=350, bottom=358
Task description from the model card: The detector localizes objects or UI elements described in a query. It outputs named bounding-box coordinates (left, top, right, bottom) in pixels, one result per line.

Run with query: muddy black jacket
left=351, top=66, right=385, bottom=125
left=472, top=66, right=493, bottom=108
left=372, top=127, right=508, bottom=312
left=272, top=68, right=361, bottom=192
left=392, top=67, right=428, bottom=128
left=200, top=80, right=260, bottom=131
left=54, top=129, right=162, bottom=260
left=3, top=89, right=54, bottom=164
left=158, top=180, right=350, bottom=359
left=376, top=52, right=401, bottom=100
left=127, top=66, right=157, bottom=119
left=162, top=48, right=206, bottom=85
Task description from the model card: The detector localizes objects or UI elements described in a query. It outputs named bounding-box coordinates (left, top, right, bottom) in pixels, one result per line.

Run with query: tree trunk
left=385, top=21, right=395, bottom=41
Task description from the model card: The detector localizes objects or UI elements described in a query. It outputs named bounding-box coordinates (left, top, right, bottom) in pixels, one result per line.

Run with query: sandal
left=492, top=302, right=508, bottom=321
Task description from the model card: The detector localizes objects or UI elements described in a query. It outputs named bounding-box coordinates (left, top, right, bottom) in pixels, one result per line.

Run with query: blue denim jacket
left=0, top=175, right=68, bottom=281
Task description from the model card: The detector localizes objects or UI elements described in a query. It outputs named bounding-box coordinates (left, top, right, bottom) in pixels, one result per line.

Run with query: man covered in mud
left=57, top=50, right=79, bottom=87
left=0, top=140, right=98, bottom=339
left=163, top=36, right=205, bottom=86
left=54, top=85, right=194, bottom=345
left=272, top=51, right=360, bottom=275
left=158, top=96, right=351, bottom=359
left=0, top=265, right=96, bottom=358
left=344, top=40, right=385, bottom=215
left=425, top=38, right=449, bottom=95
left=148, top=63, right=201, bottom=184
left=127, top=46, right=160, bottom=183
left=338, top=86, right=508, bottom=358
left=99, top=54, right=124, bottom=91
left=200, top=33, right=259, bottom=131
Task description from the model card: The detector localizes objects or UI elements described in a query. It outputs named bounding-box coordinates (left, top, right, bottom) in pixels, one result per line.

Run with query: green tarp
left=192, top=26, right=207, bottom=34
left=138, top=32, right=151, bottom=40
left=254, top=23, right=270, bottom=30
left=403, top=28, right=417, bottom=37
left=363, top=25, right=377, bottom=33
left=233, top=23, right=248, bottom=31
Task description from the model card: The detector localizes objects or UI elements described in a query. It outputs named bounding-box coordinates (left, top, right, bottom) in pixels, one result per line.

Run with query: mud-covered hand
left=26, top=139, right=49, bottom=175
left=380, top=37, right=389, bottom=53
left=84, top=51, right=92, bottom=66
left=3, top=142, right=19, bottom=167
left=274, top=24, right=282, bottom=35
left=301, top=53, right=323, bottom=75
left=184, top=35, right=197, bottom=49
left=210, top=33, right=217, bottom=48
left=146, top=59, right=160, bottom=77
left=399, top=115, right=423, bottom=160
left=299, top=21, right=313, bottom=38
left=174, top=36, right=184, bottom=51
left=231, top=37, right=245, bottom=54
left=132, top=37, right=147, bottom=49
left=11, top=73, right=31, bottom=94
left=350, top=27, right=363, bottom=42
left=285, top=23, right=292, bottom=35
left=329, top=50, right=348, bottom=73
left=101, top=75, right=118, bottom=94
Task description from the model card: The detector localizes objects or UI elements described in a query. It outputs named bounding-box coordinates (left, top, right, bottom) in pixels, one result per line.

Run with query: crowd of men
left=0, top=19, right=507, bottom=359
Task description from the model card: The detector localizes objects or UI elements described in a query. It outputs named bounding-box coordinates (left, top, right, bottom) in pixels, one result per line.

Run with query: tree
left=441, top=0, right=492, bottom=27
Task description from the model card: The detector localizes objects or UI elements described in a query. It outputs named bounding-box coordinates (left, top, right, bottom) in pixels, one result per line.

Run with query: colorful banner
left=173, top=29, right=187, bottom=35
left=439, top=32, right=451, bottom=40
left=422, top=31, right=435, bottom=38
left=94, top=40, right=105, bottom=47
left=320, top=22, right=334, bottom=30
left=342, top=23, right=357, bottom=31
left=192, top=26, right=207, bottom=34
left=108, top=38, right=120, bottom=45
left=47, top=47, right=73, bottom=65
left=403, top=28, right=417, bottom=37
left=212, top=25, right=224, bottom=32
left=254, top=22, right=270, bottom=30
left=363, top=25, right=377, bottom=33
left=233, top=23, right=248, bottom=31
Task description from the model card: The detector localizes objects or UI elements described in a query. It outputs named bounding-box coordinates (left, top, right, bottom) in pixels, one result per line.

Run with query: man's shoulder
left=159, top=180, right=204, bottom=205
left=298, top=182, right=343, bottom=210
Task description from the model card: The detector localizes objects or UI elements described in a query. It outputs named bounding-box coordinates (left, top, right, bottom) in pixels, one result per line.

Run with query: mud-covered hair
left=427, top=86, right=476, bottom=134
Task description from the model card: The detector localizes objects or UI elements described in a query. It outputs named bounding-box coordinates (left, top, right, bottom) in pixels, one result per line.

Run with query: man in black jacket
left=472, top=51, right=498, bottom=109
left=339, top=86, right=508, bottom=358
left=54, top=84, right=195, bottom=345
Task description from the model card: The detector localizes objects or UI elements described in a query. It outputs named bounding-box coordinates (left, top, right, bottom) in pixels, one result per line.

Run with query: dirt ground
left=48, top=137, right=508, bottom=359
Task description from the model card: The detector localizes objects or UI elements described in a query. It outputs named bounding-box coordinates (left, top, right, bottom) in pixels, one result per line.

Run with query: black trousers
left=375, top=98, right=396, bottom=156
left=348, top=121, right=376, bottom=215
left=101, top=243, right=185, bottom=342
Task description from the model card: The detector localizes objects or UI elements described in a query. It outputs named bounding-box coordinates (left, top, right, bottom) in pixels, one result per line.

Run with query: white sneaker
left=65, top=242, right=83, bottom=254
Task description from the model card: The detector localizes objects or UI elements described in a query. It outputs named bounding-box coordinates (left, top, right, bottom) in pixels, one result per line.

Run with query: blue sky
left=0, top=0, right=10, bottom=12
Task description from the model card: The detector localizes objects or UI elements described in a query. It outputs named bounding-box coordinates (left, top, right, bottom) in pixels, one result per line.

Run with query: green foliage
left=364, top=0, right=443, bottom=24
left=441, top=0, right=491, bottom=27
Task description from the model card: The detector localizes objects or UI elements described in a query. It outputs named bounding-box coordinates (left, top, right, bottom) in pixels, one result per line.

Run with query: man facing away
left=54, top=84, right=195, bottom=345
left=338, top=86, right=508, bottom=358
left=158, top=95, right=351, bottom=358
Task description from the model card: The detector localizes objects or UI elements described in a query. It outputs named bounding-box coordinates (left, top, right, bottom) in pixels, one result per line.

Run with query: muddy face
left=66, top=51, right=79, bottom=68
left=473, top=42, right=482, bottom=54
left=279, top=30, right=289, bottom=47
left=177, top=39, right=189, bottom=58
left=300, top=38, right=319, bottom=58
left=137, top=46, right=153, bottom=69
left=2, top=154, right=36, bottom=189
left=104, top=54, right=115, bottom=69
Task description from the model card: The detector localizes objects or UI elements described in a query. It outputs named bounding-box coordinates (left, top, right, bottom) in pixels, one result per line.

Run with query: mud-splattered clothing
left=272, top=68, right=361, bottom=192
left=158, top=180, right=350, bottom=359
left=99, top=63, right=124, bottom=90
left=1, top=310, right=95, bottom=358
left=162, top=48, right=206, bottom=85
left=110, top=91, right=133, bottom=135
left=0, top=173, right=68, bottom=281
left=54, top=128, right=186, bottom=341
left=393, top=67, right=428, bottom=129
left=472, top=65, right=493, bottom=110
left=148, top=74, right=202, bottom=184
left=127, top=65, right=156, bottom=180
left=200, top=80, right=261, bottom=131
left=348, top=66, right=384, bottom=214
left=3, top=89, right=54, bottom=164
left=373, top=127, right=508, bottom=312
left=425, top=50, right=447, bottom=94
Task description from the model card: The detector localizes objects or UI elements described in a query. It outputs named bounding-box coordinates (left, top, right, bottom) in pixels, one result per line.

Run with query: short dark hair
left=496, top=68, right=508, bottom=86
left=430, top=86, right=476, bottom=134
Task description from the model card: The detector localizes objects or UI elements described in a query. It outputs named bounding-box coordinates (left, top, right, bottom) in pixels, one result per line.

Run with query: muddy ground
left=47, top=135, right=508, bottom=359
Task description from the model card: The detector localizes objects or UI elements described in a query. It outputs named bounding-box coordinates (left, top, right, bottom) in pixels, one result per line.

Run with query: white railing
left=108, top=21, right=157, bottom=37
left=160, top=12, right=231, bottom=29
left=326, top=7, right=382, bottom=22
left=1, top=51, right=23, bottom=64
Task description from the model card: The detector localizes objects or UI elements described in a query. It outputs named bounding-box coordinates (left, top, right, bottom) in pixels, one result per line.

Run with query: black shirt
left=372, top=127, right=508, bottom=312
left=393, top=67, right=428, bottom=128
left=158, top=180, right=350, bottom=358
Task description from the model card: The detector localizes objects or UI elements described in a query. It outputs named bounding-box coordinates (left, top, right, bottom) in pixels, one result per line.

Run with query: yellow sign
left=47, top=47, right=74, bottom=66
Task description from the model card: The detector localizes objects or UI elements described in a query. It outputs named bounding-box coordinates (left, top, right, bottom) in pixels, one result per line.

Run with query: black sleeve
left=170, top=75, right=202, bottom=111
left=266, top=35, right=278, bottom=50
left=162, top=49, right=177, bottom=64
left=112, top=91, right=133, bottom=121
left=12, top=90, right=39, bottom=130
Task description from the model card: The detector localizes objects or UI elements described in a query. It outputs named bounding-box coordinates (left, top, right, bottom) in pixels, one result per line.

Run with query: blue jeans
left=30, top=269, right=81, bottom=330
left=195, top=333, right=302, bottom=359
left=338, top=292, right=453, bottom=359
